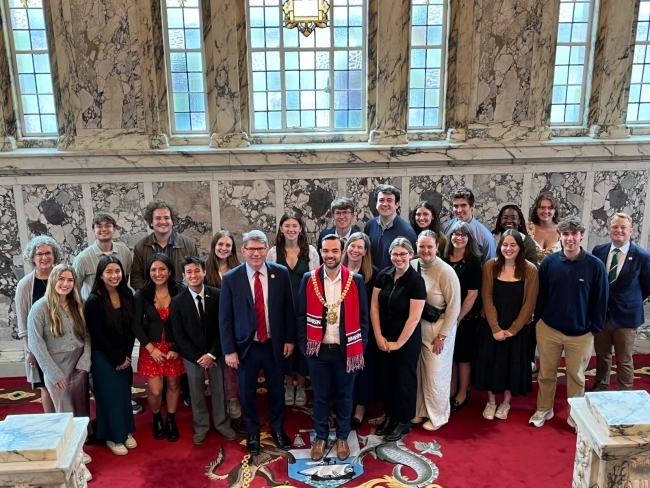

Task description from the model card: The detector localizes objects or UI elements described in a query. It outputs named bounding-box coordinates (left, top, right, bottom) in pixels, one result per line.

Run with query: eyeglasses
left=451, top=233, right=468, bottom=239
left=35, top=252, right=53, bottom=258
left=390, top=252, right=410, bottom=259
left=333, top=210, right=353, bottom=216
left=244, top=247, right=267, bottom=254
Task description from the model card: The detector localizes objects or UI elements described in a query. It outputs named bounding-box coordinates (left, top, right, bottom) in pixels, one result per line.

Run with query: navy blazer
left=296, top=267, right=369, bottom=358
left=219, top=262, right=296, bottom=363
left=592, top=242, right=650, bottom=328
left=171, top=285, right=222, bottom=363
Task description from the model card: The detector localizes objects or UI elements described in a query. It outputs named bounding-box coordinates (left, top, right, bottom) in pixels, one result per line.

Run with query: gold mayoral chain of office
left=310, top=269, right=353, bottom=324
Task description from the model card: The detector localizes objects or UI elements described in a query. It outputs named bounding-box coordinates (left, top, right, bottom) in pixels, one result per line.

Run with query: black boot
left=375, top=415, right=395, bottom=436
left=152, top=412, right=165, bottom=440
left=166, top=412, right=179, bottom=442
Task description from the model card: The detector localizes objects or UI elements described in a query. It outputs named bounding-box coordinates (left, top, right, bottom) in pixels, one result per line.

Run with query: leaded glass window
left=628, top=0, right=650, bottom=123
left=408, top=0, right=447, bottom=129
left=248, top=0, right=366, bottom=132
left=162, top=0, right=208, bottom=133
left=550, top=0, right=595, bottom=125
left=6, top=0, right=56, bottom=136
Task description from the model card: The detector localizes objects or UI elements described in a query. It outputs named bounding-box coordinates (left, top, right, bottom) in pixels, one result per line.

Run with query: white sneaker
left=411, top=417, right=424, bottom=424
left=228, top=398, right=242, bottom=419
left=495, top=403, right=511, bottom=420
left=124, top=434, right=137, bottom=449
left=83, top=452, right=92, bottom=464
left=106, top=441, right=128, bottom=456
left=529, top=409, right=554, bottom=427
left=422, top=420, right=440, bottom=431
left=295, top=386, right=307, bottom=406
left=483, top=402, right=497, bottom=420
left=285, top=385, right=295, bottom=406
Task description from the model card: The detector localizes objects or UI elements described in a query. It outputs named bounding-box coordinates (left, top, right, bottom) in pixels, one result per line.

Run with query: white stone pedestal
left=0, top=413, right=89, bottom=488
left=569, top=390, right=650, bottom=488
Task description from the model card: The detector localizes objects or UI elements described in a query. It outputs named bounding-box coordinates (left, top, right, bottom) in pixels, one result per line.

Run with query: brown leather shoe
left=311, top=439, right=326, bottom=461
left=336, top=439, right=350, bottom=460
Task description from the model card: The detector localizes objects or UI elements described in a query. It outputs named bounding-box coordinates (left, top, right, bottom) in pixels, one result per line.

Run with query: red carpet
left=2, top=356, right=649, bottom=488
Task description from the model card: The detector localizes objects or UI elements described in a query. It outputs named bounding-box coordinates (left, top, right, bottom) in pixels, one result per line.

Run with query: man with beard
left=296, top=235, right=369, bottom=461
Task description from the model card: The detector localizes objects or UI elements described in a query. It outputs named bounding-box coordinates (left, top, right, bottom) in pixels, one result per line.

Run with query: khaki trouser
left=593, top=320, right=637, bottom=390
left=536, top=319, right=593, bottom=412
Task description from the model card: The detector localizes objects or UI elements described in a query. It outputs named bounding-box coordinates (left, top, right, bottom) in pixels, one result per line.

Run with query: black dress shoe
left=247, top=434, right=261, bottom=455
left=271, top=429, right=291, bottom=451
left=152, top=412, right=165, bottom=440
left=231, top=420, right=248, bottom=437
left=385, top=421, right=412, bottom=442
left=450, top=397, right=469, bottom=412
left=375, top=415, right=395, bottom=437
left=350, top=414, right=366, bottom=429
left=166, top=413, right=180, bottom=442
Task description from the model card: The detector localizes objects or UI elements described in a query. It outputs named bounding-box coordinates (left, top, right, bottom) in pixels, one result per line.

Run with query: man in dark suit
left=591, top=212, right=650, bottom=391
left=171, top=256, right=235, bottom=445
left=297, top=235, right=369, bottom=462
left=316, top=197, right=360, bottom=258
left=219, top=230, right=296, bottom=455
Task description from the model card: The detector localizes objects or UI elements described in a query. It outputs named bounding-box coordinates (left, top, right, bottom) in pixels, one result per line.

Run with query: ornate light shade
left=282, top=0, right=330, bottom=37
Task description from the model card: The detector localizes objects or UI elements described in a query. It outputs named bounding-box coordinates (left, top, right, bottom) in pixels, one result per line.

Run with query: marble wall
left=0, top=186, right=19, bottom=341
left=90, top=183, right=147, bottom=249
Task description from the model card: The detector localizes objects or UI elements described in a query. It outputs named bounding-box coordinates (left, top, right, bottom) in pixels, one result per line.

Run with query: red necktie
left=254, top=271, right=268, bottom=343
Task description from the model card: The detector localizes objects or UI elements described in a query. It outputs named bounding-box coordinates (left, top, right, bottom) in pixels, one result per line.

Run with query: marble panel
left=472, top=173, right=525, bottom=231
left=0, top=413, right=74, bottom=462
left=409, top=175, right=468, bottom=224
left=586, top=391, right=650, bottom=437
left=69, top=0, right=144, bottom=130
left=530, top=172, right=587, bottom=221
left=90, top=183, right=148, bottom=249
left=219, top=180, right=276, bottom=247
left=589, top=170, right=648, bottom=249
left=22, top=184, right=86, bottom=263
left=0, top=186, right=19, bottom=341
left=346, top=177, right=401, bottom=232
left=152, top=182, right=212, bottom=256
left=284, top=179, right=338, bottom=245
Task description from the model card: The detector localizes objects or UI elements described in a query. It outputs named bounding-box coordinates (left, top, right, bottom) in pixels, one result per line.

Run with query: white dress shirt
left=246, top=263, right=271, bottom=339
left=606, top=241, right=631, bottom=279
left=322, top=269, right=342, bottom=345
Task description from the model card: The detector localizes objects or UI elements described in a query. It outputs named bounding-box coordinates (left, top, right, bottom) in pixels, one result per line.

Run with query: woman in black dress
left=475, top=230, right=538, bottom=421
left=268, top=212, right=319, bottom=407
left=442, top=221, right=482, bottom=412
left=371, top=237, right=426, bottom=441
left=342, top=232, right=379, bottom=427
left=85, top=256, right=136, bottom=455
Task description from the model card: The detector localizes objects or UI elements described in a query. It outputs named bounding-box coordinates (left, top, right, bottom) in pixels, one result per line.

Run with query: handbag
left=416, top=262, right=445, bottom=323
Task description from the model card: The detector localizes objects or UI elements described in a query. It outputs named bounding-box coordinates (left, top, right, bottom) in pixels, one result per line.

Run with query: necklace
left=310, top=270, right=353, bottom=324
left=155, top=292, right=170, bottom=303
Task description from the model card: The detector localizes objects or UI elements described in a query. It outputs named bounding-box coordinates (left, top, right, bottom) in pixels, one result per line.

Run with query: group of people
left=15, top=183, right=650, bottom=468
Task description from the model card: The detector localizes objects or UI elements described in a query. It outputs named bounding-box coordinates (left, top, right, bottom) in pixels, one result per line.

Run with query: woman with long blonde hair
left=28, top=263, right=91, bottom=417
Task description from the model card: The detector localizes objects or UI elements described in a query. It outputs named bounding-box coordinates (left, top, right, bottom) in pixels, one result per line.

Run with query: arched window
left=5, top=0, right=56, bottom=136
left=550, top=0, right=596, bottom=125
left=247, top=0, right=367, bottom=132
left=628, top=0, right=650, bottom=123
left=408, top=0, right=447, bottom=129
left=161, top=0, right=208, bottom=133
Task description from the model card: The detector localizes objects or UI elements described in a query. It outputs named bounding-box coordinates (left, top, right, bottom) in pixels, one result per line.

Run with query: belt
left=321, top=343, right=339, bottom=348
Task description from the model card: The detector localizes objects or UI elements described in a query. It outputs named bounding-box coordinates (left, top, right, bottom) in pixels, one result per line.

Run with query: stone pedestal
left=0, top=413, right=89, bottom=488
left=569, top=391, right=650, bottom=488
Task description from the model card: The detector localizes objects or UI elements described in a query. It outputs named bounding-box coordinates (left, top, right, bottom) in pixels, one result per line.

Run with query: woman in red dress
left=132, top=253, right=185, bottom=441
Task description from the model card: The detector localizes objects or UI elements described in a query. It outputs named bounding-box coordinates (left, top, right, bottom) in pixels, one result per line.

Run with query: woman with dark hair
left=492, top=204, right=538, bottom=266
left=410, top=201, right=446, bottom=251
left=342, top=232, right=379, bottom=427
left=528, top=193, right=561, bottom=263
left=475, top=230, right=538, bottom=421
left=84, top=256, right=137, bottom=455
left=205, top=230, right=242, bottom=420
left=268, top=212, right=319, bottom=407
left=442, top=221, right=482, bottom=412
left=132, top=253, right=184, bottom=442
left=16, top=235, right=64, bottom=414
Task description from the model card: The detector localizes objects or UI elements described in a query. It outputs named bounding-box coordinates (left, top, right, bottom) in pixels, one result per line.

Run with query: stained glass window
left=628, top=0, right=650, bottom=123
left=162, top=0, right=208, bottom=133
left=248, top=0, right=366, bottom=132
left=408, top=0, right=446, bottom=129
left=550, top=0, right=594, bottom=125
left=6, top=0, right=57, bottom=135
